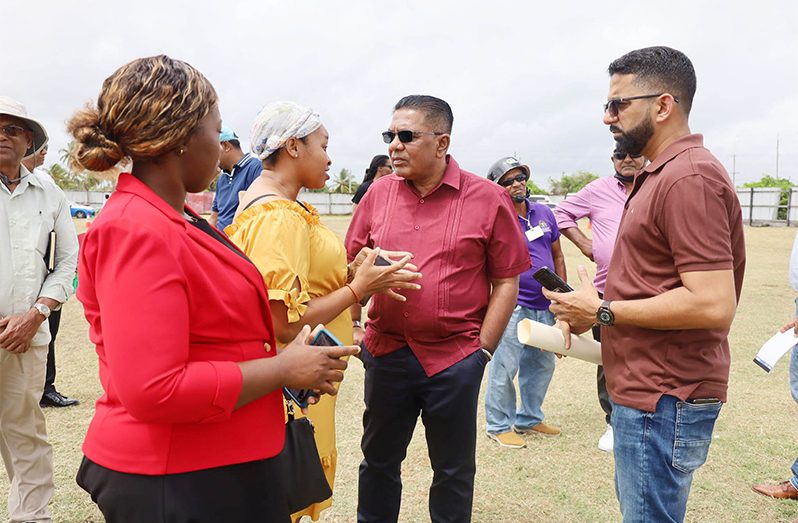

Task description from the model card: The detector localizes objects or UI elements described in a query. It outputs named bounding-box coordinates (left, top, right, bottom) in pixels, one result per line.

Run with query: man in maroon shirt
left=346, top=95, right=530, bottom=523
left=546, top=47, right=745, bottom=522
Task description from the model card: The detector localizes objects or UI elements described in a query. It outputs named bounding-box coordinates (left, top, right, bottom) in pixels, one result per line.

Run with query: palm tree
left=330, top=168, right=358, bottom=194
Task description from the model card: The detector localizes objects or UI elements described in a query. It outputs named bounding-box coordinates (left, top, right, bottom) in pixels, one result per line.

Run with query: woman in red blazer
left=67, top=55, right=358, bottom=523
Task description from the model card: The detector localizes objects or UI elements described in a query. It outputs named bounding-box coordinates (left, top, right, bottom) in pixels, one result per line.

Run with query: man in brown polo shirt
left=546, top=46, right=745, bottom=522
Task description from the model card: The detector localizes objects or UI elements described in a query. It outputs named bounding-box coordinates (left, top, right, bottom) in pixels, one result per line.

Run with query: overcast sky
left=3, top=1, right=797, bottom=189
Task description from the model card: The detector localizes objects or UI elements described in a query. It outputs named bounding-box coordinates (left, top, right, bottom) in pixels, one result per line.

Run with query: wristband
left=345, top=283, right=362, bottom=304
left=352, top=320, right=363, bottom=329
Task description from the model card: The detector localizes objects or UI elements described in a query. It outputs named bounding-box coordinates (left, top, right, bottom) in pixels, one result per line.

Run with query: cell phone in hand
left=375, top=254, right=391, bottom=266
left=532, top=266, right=574, bottom=292
left=283, top=328, right=343, bottom=408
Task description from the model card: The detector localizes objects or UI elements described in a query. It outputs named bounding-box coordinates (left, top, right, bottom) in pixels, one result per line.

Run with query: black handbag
left=275, top=401, right=332, bottom=514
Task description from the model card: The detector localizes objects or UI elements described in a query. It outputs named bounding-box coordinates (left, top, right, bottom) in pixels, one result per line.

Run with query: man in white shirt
left=751, top=232, right=798, bottom=502
left=0, top=96, right=79, bottom=523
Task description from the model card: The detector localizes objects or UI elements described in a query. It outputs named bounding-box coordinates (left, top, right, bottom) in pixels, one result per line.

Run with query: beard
left=511, top=194, right=527, bottom=203
left=612, top=116, right=654, bottom=157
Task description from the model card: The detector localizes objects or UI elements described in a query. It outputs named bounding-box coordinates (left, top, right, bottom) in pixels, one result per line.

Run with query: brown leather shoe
left=751, top=481, right=798, bottom=500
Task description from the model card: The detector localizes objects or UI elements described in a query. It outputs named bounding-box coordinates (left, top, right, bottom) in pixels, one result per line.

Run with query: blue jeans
left=485, top=306, right=555, bottom=434
left=612, top=394, right=722, bottom=523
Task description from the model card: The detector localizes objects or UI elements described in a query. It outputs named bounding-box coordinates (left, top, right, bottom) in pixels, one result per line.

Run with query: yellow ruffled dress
left=226, top=200, right=352, bottom=522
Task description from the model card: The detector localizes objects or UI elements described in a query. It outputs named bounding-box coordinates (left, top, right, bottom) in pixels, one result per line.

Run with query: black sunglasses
left=0, top=124, right=28, bottom=138
left=498, top=173, right=529, bottom=187
left=603, top=93, right=679, bottom=117
left=613, top=152, right=644, bottom=161
left=382, top=130, right=445, bottom=144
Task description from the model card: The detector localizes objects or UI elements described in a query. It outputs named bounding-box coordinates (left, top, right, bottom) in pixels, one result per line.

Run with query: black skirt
left=77, top=455, right=290, bottom=523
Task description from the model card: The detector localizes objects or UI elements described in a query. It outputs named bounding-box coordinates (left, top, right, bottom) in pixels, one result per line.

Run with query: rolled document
left=753, top=329, right=798, bottom=373
left=517, top=319, right=603, bottom=365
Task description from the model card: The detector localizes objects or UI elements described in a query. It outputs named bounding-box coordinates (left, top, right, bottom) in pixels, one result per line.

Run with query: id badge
left=525, top=226, right=544, bottom=242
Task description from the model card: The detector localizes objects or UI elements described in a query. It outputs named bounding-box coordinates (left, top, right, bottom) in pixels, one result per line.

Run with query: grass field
left=4, top=217, right=798, bottom=522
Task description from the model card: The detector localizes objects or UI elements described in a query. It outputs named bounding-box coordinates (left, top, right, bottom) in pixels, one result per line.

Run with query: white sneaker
left=598, top=424, right=613, bottom=452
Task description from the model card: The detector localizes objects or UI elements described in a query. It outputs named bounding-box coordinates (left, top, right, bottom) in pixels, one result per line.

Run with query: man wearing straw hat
left=0, top=96, right=79, bottom=522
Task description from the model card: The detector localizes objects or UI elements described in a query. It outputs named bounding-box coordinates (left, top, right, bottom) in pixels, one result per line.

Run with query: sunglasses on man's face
left=613, top=152, right=644, bottom=161
left=603, top=93, right=679, bottom=117
left=498, top=173, right=529, bottom=187
left=0, top=124, right=29, bottom=139
left=382, top=130, right=445, bottom=144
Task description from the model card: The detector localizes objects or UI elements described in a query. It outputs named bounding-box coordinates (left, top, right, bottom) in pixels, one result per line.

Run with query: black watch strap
left=596, top=300, right=615, bottom=326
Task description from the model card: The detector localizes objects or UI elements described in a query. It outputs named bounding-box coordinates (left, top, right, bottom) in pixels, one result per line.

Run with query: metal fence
left=66, top=190, right=356, bottom=215
left=736, top=188, right=798, bottom=226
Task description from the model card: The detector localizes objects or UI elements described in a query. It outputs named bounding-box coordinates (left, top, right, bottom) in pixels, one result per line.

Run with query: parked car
left=69, top=202, right=96, bottom=219
left=529, top=194, right=552, bottom=205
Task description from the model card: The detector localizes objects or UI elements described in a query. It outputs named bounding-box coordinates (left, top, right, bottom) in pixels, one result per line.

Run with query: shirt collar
left=643, top=134, right=704, bottom=174
left=1, top=165, right=40, bottom=196
left=402, top=154, right=462, bottom=195
left=440, top=155, right=462, bottom=190
left=236, top=152, right=253, bottom=169
left=115, top=172, right=187, bottom=227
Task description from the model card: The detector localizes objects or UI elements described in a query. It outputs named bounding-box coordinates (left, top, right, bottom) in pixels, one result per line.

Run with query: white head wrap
left=250, top=101, right=322, bottom=161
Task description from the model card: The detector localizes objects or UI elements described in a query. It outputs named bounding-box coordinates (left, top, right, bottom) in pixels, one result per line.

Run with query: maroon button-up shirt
left=345, top=156, right=531, bottom=376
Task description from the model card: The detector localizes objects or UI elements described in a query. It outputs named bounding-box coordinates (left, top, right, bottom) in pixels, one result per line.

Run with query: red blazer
left=78, top=173, right=284, bottom=475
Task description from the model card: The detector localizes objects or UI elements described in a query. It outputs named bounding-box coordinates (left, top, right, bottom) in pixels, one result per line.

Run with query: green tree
left=743, top=174, right=796, bottom=219
left=527, top=180, right=548, bottom=195
left=330, top=168, right=358, bottom=193
left=548, top=171, right=598, bottom=195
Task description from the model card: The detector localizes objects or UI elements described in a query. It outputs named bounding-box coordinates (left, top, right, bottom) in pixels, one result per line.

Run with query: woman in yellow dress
left=226, top=101, right=420, bottom=521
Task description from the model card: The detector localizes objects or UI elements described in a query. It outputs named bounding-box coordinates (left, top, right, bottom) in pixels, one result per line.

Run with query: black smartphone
left=283, top=328, right=343, bottom=408
left=532, top=266, right=574, bottom=292
left=375, top=254, right=391, bottom=266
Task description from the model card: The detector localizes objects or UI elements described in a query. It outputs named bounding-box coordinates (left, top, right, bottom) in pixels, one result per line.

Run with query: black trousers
left=77, top=456, right=290, bottom=523
left=357, top=345, right=487, bottom=523
left=592, top=325, right=612, bottom=424
left=43, top=307, right=61, bottom=394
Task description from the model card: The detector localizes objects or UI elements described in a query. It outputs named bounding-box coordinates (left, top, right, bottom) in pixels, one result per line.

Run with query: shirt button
left=419, top=199, right=424, bottom=204
left=403, top=312, right=409, bottom=318
left=414, top=225, right=420, bottom=230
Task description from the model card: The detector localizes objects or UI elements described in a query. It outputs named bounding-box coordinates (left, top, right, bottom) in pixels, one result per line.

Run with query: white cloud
left=1, top=0, right=796, bottom=188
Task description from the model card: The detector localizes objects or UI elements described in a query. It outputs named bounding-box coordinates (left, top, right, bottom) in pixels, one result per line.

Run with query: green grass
left=4, top=218, right=798, bottom=522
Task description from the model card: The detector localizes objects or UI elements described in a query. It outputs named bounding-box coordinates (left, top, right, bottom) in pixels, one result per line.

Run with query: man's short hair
left=393, top=95, right=453, bottom=134
left=608, top=46, right=696, bottom=116
left=226, top=138, right=241, bottom=150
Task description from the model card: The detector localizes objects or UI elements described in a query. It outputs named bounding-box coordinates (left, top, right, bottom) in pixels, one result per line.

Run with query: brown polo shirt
left=602, top=134, right=746, bottom=412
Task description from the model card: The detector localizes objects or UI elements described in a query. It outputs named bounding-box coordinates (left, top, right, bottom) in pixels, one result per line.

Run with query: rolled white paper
left=517, top=319, right=603, bottom=365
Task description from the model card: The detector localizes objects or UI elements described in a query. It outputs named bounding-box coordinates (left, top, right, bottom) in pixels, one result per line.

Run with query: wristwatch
left=352, top=320, right=363, bottom=329
left=33, top=303, right=51, bottom=320
left=596, top=300, right=614, bottom=327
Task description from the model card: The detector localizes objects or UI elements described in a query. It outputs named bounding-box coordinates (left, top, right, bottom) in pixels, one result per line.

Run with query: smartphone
left=375, top=254, right=391, bottom=266
left=532, top=266, right=574, bottom=292
left=283, top=328, right=343, bottom=408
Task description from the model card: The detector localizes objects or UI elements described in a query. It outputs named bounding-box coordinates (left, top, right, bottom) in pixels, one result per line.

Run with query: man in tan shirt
left=0, top=96, right=79, bottom=523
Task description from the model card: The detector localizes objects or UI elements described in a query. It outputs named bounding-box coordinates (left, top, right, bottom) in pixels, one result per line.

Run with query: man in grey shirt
left=0, top=96, right=78, bottom=523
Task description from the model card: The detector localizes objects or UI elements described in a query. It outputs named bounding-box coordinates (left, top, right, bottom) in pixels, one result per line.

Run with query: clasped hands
left=349, top=247, right=422, bottom=302
left=0, top=309, right=44, bottom=354
left=542, top=265, right=603, bottom=350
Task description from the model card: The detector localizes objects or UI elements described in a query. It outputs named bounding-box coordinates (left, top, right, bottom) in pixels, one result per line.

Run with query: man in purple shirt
left=484, top=156, right=566, bottom=449
left=553, top=149, right=643, bottom=452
